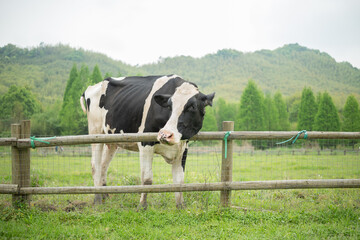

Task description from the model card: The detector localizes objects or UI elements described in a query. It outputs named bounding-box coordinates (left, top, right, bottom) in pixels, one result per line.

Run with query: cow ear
left=204, top=92, right=215, bottom=107
left=154, top=94, right=172, bottom=108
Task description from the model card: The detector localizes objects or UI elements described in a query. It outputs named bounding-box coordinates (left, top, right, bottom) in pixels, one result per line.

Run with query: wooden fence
left=1, top=120, right=360, bottom=208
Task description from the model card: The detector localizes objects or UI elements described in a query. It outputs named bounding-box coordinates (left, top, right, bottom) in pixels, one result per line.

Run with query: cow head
left=155, top=82, right=215, bottom=145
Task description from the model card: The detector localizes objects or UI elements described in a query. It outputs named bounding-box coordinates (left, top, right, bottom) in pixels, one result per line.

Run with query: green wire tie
left=224, top=131, right=232, bottom=159
left=30, top=136, right=56, bottom=149
left=276, top=130, right=307, bottom=145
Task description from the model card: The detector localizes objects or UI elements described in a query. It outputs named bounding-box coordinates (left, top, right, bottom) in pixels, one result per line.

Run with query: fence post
left=220, top=121, right=234, bottom=207
left=11, top=120, right=31, bottom=207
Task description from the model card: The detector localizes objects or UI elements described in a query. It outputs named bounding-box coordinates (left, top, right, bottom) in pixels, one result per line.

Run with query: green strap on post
left=276, top=130, right=307, bottom=145
left=224, top=131, right=232, bottom=159
left=30, top=136, right=56, bottom=149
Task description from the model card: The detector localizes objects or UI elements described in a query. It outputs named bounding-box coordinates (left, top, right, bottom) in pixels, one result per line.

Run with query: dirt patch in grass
left=33, top=199, right=58, bottom=212
left=64, top=200, right=88, bottom=212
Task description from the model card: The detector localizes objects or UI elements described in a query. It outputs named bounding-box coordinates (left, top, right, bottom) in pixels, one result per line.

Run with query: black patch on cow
left=181, top=147, right=188, bottom=172
left=86, top=98, right=91, bottom=111
left=177, top=94, right=205, bottom=140
left=99, top=94, right=106, bottom=108
left=177, top=92, right=215, bottom=140
left=101, top=76, right=169, bottom=137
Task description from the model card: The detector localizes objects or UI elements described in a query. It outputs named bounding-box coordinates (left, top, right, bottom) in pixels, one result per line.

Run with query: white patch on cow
left=82, top=81, right=106, bottom=134
left=161, top=82, right=199, bottom=143
left=104, top=124, right=116, bottom=134
left=111, top=77, right=126, bottom=81
left=138, top=75, right=178, bottom=133
left=154, top=142, right=185, bottom=164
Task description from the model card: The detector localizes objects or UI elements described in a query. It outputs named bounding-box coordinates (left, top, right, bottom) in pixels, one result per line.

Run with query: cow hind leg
left=91, top=143, right=104, bottom=204
left=99, top=144, right=118, bottom=201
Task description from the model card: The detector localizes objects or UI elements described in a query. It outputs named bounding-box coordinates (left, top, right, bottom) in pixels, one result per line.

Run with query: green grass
left=1, top=195, right=359, bottom=239
left=0, top=145, right=360, bottom=239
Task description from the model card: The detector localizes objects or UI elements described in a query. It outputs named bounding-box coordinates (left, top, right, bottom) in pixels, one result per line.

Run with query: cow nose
left=158, top=129, right=175, bottom=145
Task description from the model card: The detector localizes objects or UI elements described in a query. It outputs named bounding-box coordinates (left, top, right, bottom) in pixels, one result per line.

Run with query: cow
left=80, top=75, right=215, bottom=209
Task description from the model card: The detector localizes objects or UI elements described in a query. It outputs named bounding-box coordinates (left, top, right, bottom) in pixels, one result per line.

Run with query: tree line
left=0, top=64, right=359, bottom=137
left=201, top=80, right=360, bottom=133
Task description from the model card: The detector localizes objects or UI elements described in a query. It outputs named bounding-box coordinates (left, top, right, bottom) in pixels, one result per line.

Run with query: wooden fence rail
left=1, top=120, right=360, bottom=208
left=2, top=179, right=360, bottom=195
left=1, top=131, right=360, bottom=149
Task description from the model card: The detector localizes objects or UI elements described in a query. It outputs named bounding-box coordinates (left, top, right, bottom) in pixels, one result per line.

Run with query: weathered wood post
left=11, top=120, right=31, bottom=207
left=220, top=121, right=234, bottom=207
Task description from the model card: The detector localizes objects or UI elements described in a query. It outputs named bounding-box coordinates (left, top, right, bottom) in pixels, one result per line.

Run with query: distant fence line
left=0, top=120, right=360, bottom=208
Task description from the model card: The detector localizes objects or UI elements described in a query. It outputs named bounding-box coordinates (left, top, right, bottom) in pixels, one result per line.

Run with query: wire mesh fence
left=1, top=129, right=359, bottom=210
left=2, top=141, right=360, bottom=176
left=1, top=139, right=360, bottom=185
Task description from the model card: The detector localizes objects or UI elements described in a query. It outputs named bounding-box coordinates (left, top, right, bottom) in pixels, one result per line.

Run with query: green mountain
left=142, top=44, right=360, bottom=105
left=0, top=43, right=359, bottom=106
left=0, top=43, right=137, bottom=105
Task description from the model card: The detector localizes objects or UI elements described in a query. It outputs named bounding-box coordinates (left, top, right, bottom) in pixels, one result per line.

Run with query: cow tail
left=80, top=92, right=87, bottom=114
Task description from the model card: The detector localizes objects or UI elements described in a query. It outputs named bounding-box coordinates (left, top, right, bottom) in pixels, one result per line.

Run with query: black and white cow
left=80, top=75, right=215, bottom=209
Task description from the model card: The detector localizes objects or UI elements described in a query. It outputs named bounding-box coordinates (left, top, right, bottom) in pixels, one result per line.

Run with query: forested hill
left=0, top=43, right=359, bottom=105
left=0, top=44, right=137, bottom=104
left=141, top=44, right=360, bottom=104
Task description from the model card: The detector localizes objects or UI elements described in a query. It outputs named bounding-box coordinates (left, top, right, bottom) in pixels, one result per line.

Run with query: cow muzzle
left=157, top=129, right=175, bottom=145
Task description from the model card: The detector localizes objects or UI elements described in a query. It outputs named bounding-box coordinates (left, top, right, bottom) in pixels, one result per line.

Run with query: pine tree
left=237, top=80, right=265, bottom=131
left=314, top=92, right=340, bottom=131
left=263, top=93, right=279, bottom=131
left=342, top=95, right=360, bottom=132
left=274, top=92, right=290, bottom=130
left=297, top=87, right=317, bottom=131
left=63, top=64, right=78, bottom=102
left=60, top=65, right=89, bottom=135
left=77, top=65, right=90, bottom=88
left=60, top=65, right=78, bottom=134
left=90, top=65, right=103, bottom=85
left=288, top=94, right=301, bottom=123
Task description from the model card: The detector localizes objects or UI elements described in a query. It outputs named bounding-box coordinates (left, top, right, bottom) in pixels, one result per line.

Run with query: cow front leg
left=91, top=143, right=104, bottom=205
left=172, top=159, right=185, bottom=209
left=138, top=145, right=154, bottom=210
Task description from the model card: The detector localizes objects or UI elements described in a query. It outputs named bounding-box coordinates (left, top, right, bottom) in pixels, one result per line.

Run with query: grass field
left=0, top=141, right=360, bottom=239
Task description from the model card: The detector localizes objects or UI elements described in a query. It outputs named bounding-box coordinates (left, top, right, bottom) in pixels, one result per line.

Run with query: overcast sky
left=0, top=0, right=359, bottom=68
